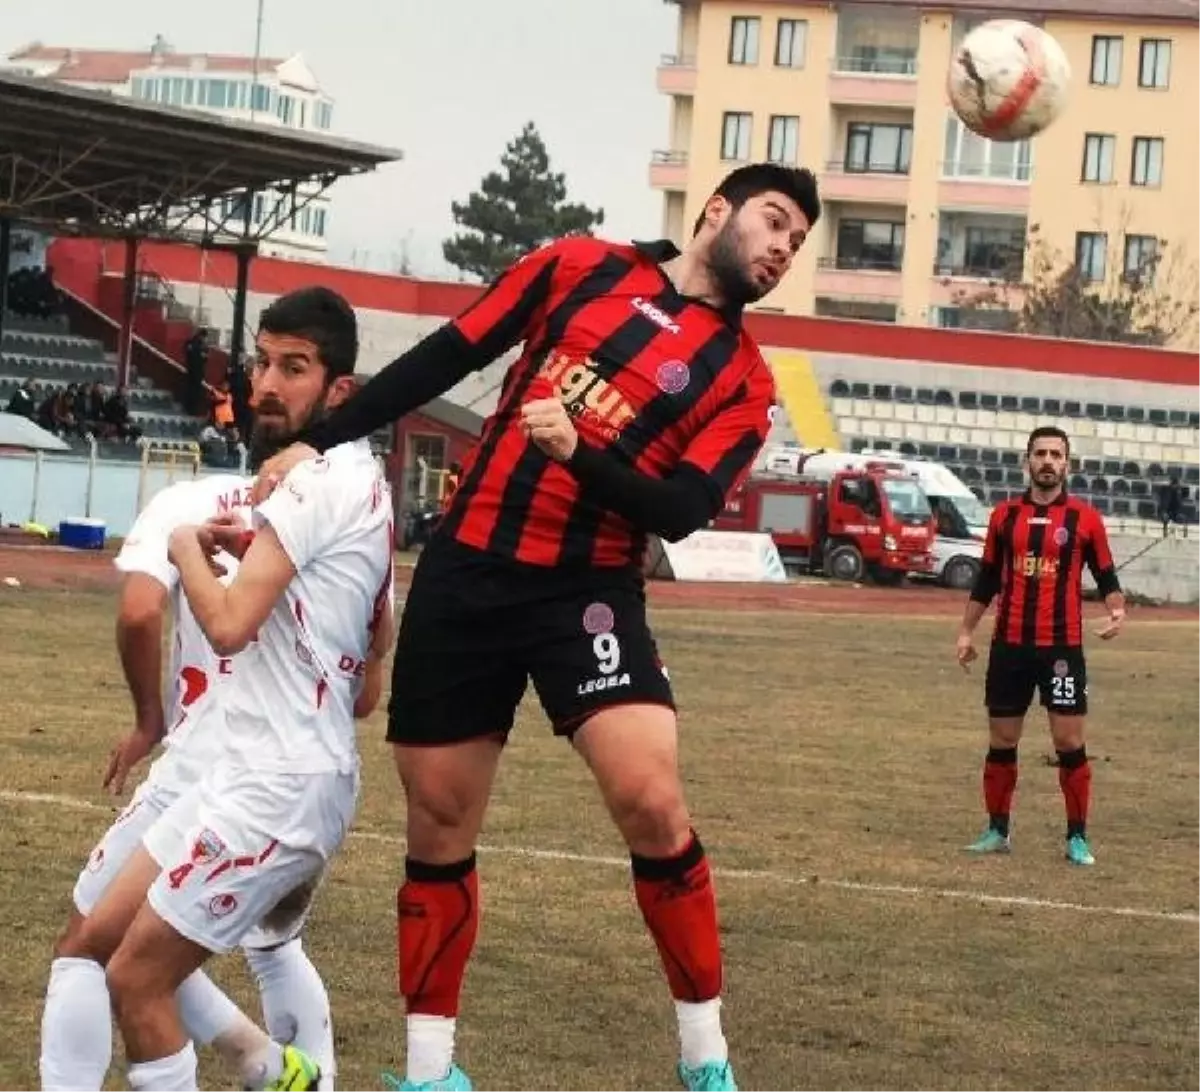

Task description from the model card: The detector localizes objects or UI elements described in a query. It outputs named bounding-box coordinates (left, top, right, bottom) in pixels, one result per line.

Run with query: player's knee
left=406, top=778, right=478, bottom=834
left=608, top=775, right=691, bottom=856
left=105, top=948, right=159, bottom=1018
left=52, top=912, right=89, bottom=959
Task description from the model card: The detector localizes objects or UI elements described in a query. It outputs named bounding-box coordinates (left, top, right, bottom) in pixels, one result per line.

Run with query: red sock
left=397, top=855, right=479, bottom=1017
left=1057, top=747, right=1091, bottom=838
left=983, top=747, right=1018, bottom=836
left=632, top=832, right=723, bottom=1003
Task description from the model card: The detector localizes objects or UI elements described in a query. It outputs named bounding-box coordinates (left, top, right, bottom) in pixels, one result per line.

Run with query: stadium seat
left=935, top=389, right=954, bottom=406
left=830, top=379, right=850, bottom=397
left=851, top=382, right=870, bottom=398
left=1019, top=396, right=1039, bottom=414
left=1001, top=451, right=1020, bottom=468
left=1148, top=408, right=1169, bottom=426
left=1000, top=395, right=1018, bottom=413
left=894, top=385, right=914, bottom=403
left=988, top=487, right=1008, bottom=504
left=1168, top=409, right=1188, bottom=427
left=1086, top=403, right=1105, bottom=420
left=1042, top=398, right=1061, bottom=416
left=1091, top=477, right=1109, bottom=494
left=1091, top=496, right=1110, bottom=514
left=872, top=383, right=893, bottom=400
left=1127, top=406, right=1146, bottom=424
left=1070, top=474, right=1089, bottom=492
left=1187, top=466, right=1200, bottom=485
left=1130, top=479, right=1149, bottom=498
left=1112, top=478, right=1131, bottom=495
left=1136, top=499, right=1158, bottom=519
left=1111, top=498, right=1131, bottom=516
left=1102, top=459, right=1121, bottom=477
left=1190, top=412, right=1199, bottom=429
left=958, top=390, right=978, bottom=409
left=984, top=467, right=1004, bottom=484
left=980, top=393, right=999, bottom=411
left=1107, top=404, right=1127, bottom=422
left=1122, top=461, right=1141, bottom=478
left=958, top=446, right=979, bottom=464
left=1006, top=468, right=1024, bottom=487
left=917, top=387, right=935, bottom=405
left=1064, top=400, right=1082, bottom=418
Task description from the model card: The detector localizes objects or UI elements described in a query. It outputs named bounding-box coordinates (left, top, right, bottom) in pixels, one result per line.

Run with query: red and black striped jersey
left=972, top=491, right=1120, bottom=647
left=440, top=236, right=776, bottom=568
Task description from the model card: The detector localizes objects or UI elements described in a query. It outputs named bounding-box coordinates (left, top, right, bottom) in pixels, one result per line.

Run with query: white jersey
left=218, top=439, right=393, bottom=775
left=113, top=474, right=255, bottom=791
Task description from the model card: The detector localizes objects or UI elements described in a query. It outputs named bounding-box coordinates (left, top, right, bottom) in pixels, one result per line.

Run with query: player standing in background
left=47, top=287, right=392, bottom=1091
left=956, top=426, right=1125, bottom=866
left=254, top=164, right=821, bottom=1092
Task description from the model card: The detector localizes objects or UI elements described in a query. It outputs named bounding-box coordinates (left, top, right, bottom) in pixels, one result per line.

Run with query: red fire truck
left=712, top=461, right=937, bottom=583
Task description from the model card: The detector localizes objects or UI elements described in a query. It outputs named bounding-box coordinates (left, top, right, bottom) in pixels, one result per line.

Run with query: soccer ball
left=947, top=20, right=1071, bottom=141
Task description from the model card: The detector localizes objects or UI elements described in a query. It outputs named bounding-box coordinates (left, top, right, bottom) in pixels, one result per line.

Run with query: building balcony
left=929, top=263, right=1026, bottom=310
left=649, top=150, right=689, bottom=191
left=820, top=162, right=910, bottom=204
left=827, top=62, right=918, bottom=107
left=815, top=256, right=904, bottom=301
left=656, top=53, right=696, bottom=96
left=938, top=161, right=1031, bottom=211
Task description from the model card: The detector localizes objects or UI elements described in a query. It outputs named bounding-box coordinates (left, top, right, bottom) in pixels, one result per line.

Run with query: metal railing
left=824, top=158, right=910, bottom=176
left=650, top=150, right=689, bottom=166
left=659, top=53, right=697, bottom=67
left=818, top=255, right=904, bottom=273
left=833, top=53, right=918, bottom=76
left=941, top=160, right=1032, bottom=183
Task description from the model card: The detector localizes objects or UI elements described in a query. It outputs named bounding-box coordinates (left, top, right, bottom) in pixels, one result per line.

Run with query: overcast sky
left=1, top=0, right=678, bottom=278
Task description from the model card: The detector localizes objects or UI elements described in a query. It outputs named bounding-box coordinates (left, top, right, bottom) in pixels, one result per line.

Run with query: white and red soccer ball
left=947, top=19, right=1072, bottom=142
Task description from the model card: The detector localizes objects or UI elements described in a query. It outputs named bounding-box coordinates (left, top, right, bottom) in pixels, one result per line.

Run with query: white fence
left=0, top=447, right=227, bottom=539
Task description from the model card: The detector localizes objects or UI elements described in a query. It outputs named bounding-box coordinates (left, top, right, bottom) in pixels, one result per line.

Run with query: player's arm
left=297, top=242, right=565, bottom=455
left=1084, top=509, right=1126, bottom=638
left=964, top=505, right=1007, bottom=616
left=168, top=524, right=297, bottom=657
left=524, top=377, right=771, bottom=542
left=354, top=593, right=394, bottom=719
left=115, top=573, right=169, bottom=742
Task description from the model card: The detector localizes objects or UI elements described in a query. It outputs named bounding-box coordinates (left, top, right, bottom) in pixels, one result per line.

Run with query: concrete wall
left=1090, top=533, right=1199, bottom=604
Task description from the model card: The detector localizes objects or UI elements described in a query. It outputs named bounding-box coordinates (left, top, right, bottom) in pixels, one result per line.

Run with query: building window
left=836, top=220, right=905, bottom=271
left=1075, top=232, right=1107, bottom=283
left=846, top=122, right=912, bottom=174
left=943, top=115, right=1031, bottom=181
left=315, top=100, right=333, bottom=129
left=962, top=226, right=1023, bottom=278
left=768, top=116, right=799, bottom=165
left=1139, top=38, right=1171, bottom=88
left=1131, top=137, right=1164, bottom=186
left=312, top=207, right=326, bottom=237
left=720, top=112, right=752, bottom=161
left=729, top=17, right=760, bottom=65
left=775, top=19, right=807, bottom=67
left=1081, top=134, right=1116, bottom=183
left=1090, top=36, right=1122, bottom=85
left=1124, top=235, right=1158, bottom=282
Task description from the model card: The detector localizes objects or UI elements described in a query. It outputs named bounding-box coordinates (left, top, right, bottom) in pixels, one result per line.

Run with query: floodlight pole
left=0, top=217, right=10, bottom=351
left=250, top=0, right=265, bottom=123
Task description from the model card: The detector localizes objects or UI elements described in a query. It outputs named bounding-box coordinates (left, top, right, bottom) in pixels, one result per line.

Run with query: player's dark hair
left=1026, top=425, right=1070, bottom=455
left=258, top=286, right=358, bottom=379
left=692, top=163, right=821, bottom=236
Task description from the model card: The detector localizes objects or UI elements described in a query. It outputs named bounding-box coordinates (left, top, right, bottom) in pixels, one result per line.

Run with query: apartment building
left=650, top=0, right=1199, bottom=333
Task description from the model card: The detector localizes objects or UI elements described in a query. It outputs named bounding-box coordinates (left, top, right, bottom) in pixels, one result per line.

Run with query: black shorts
left=387, top=535, right=675, bottom=745
left=985, top=642, right=1088, bottom=717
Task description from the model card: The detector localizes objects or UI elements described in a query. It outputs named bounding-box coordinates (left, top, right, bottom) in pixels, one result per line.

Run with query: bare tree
left=949, top=209, right=1199, bottom=348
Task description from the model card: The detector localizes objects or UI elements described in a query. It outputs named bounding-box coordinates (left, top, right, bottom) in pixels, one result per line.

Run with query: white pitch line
left=6, top=789, right=1197, bottom=925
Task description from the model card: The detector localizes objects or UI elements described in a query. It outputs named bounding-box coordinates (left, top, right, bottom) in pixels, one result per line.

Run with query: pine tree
left=442, top=122, right=604, bottom=282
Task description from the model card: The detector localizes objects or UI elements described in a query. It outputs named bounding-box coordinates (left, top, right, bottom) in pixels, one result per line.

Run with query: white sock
left=406, top=1014, right=456, bottom=1083
left=245, top=939, right=336, bottom=1084
left=127, top=1041, right=198, bottom=1091
left=40, top=956, right=113, bottom=1091
left=675, top=998, right=728, bottom=1068
left=176, top=967, right=275, bottom=1084
left=176, top=969, right=246, bottom=1045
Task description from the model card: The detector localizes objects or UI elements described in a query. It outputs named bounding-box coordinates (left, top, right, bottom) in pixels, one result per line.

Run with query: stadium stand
left=824, top=374, right=1199, bottom=524
left=0, top=307, right=205, bottom=460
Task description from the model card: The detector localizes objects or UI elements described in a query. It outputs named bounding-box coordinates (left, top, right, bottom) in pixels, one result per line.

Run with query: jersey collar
left=632, top=238, right=745, bottom=331
left=1023, top=488, right=1069, bottom=507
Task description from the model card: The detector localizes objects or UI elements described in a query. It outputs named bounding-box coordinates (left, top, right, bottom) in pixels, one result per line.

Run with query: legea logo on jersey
left=631, top=296, right=681, bottom=334
left=1018, top=553, right=1059, bottom=578
left=540, top=351, right=636, bottom=443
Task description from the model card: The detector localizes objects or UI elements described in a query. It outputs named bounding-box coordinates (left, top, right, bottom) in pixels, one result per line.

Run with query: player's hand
left=201, top=513, right=253, bottom=561
left=520, top=397, right=578, bottom=462
left=103, top=724, right=161, bottom=795
left=956, top=631, right=978, bottom=672
left=251, top=442, right=319, bottom=504
left=169, top=524, right=227, bottom=576
left=1095, top=607, right=1125, bottom=640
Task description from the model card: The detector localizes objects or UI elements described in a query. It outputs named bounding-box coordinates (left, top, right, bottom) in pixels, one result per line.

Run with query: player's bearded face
left=706, top=196, right=805, bottom=306
left=1027, top=440, right=1068, bottom=490
left=247, top=332, right=333, bottom=470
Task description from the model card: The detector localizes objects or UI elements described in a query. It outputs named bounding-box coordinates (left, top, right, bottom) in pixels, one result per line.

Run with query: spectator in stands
left=210, top=379, right=235, bottom=430
left=1158, top=477, right=1185, bottom=538
left=183, top=328, right=208, bottom=415
left=85, top=382, right=110, bottom=437
left=6, top=265, right=62, bottom=319
left=6, top=379, right=36, bottom=420
left=102, top=386, right=140, bottom=443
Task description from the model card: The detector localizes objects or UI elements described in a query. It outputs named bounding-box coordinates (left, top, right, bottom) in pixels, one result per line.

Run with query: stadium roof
left=0, top=70, right=401, bottom=243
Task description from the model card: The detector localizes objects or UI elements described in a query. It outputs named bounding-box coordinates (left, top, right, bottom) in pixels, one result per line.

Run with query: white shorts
left=73, top=780, right=178, bottom=915
left=142, top=765, right=358, bottom=955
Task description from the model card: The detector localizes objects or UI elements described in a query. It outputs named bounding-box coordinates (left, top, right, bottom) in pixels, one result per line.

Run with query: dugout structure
left=0, top=70, right=401, bottom=387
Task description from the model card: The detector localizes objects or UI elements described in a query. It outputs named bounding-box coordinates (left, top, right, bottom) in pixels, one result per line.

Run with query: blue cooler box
left=59, top=517, right=107, bottom=550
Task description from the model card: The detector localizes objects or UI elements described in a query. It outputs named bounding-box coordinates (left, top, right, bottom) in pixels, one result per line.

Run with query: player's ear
left=703, top=194, right=732, bottom=233
left=324, top=374, right=359, bottom=410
